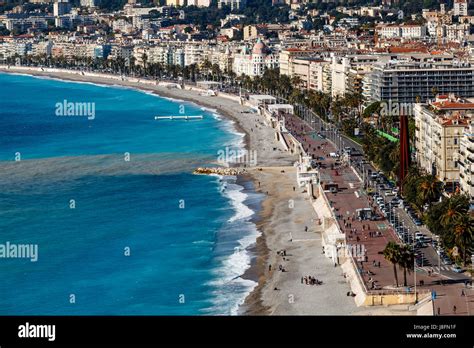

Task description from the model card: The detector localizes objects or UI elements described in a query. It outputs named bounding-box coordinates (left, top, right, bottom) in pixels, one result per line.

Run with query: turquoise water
left=0, top=73, right=261, bottom=315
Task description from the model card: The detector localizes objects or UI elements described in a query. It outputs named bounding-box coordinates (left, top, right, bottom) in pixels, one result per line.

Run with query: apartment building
left=454, top=0, right=468, bottom=17
left=365, top=56, right=474, bottom=104
left=218, top=0, right=246, bottom=10
left=243, top=25, right=267, bottom=41
left=331, top=54, right=379, bottom=97
left=459, top=122, right=474, bottom=201
left=376, top=24, right=427, bottom=39
left=279, top=47, right=321, bottom=76
left=414, top=95, right=473, bottom=186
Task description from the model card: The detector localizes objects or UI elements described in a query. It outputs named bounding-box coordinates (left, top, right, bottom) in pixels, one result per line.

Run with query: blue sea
left=0, top=73, right=262, bottom=315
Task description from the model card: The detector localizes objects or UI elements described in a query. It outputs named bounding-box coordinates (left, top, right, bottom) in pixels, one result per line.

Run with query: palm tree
left=417, top=175, right=441, bottom=210
left=383, top=241, right=401, bottom=287
left=398, top=245, right=414, bottom=287
left=452, top=215, right=474, bottom=266
left=439, top=194, right=469, bottom=228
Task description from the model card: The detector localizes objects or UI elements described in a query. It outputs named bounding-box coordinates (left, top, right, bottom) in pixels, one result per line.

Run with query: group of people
left=301, top=276, right=323, bottom=286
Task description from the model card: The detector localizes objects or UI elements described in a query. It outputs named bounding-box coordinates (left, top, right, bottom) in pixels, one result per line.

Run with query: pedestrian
left=437, top=307, right=441, bottom=316
left=461, top=289, right=465, bottom=296
left=453, top=305, right=457, bottom=314
left=269, top=264, right=272, bottom=272
left=373, top=260, right=376, bottom=267
left=377, top=261, right=381, bottom=267
left=301, top=277, right=303, bottom=284
left=305, top=226, right=308, bottom=232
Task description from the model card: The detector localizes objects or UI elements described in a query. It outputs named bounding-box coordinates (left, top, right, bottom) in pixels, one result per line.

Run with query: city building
left=454, top=0, right=468, bottom=17
left=218, top=0, right=246, bottom=11
left=233, top=39, right=279, bottom=77
left=53, top=0, right=71, bottom=17
left=414, top=94, right=474, bottom=187
left=365, top=56, right=474, bottom=104
left=459, top=121, right=474, bottom=201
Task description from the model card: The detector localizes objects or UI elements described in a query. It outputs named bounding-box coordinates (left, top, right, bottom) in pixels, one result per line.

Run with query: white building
left=459, top=122, right=474, bottom=201
left=414, top=95, right=473, bottom=185
left=53, top=0, right=71, bottom=17
left=218, top=0, right=246, bottom=10
left=233, top=39, right=279, bottom=77
left=376, top=24, right=427, bottom=39
left=80, top=0, right=95, bottom=7
left=454, top=0, right=468, bottom=17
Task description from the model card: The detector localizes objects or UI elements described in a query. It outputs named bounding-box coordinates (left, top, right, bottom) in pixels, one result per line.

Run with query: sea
left=0, top=72, right=263, bottom=315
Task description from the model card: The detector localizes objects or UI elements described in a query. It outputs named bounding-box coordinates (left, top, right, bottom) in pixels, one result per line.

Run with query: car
left=452, top=265, right=463, bottom=273
left=442, top=257, right=453, bottom=265
left=415, top=233, right=425, bottom=240
left=415, top=241, right=428, bottom=248
left=414, top=219, right=423, bottom=226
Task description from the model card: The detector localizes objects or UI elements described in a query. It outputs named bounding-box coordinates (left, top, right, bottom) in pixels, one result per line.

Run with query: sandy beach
left=0, top=66, right=363, bottom=315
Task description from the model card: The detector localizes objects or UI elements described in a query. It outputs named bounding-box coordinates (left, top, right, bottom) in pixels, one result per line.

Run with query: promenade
left=278, top=111, right=474, bottom=315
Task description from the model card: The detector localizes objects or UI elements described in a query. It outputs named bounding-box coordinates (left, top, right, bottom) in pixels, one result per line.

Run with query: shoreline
left=0, top=66, right=292, bottom=315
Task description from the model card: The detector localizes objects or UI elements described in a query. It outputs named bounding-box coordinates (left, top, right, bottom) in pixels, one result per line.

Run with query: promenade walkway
left=278, top=112, right=474, bottom=315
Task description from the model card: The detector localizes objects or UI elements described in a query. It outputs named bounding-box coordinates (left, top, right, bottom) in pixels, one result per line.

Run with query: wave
left=224, top=183, right=254, bottom=223
left=204, top=176, right=261, bottom=315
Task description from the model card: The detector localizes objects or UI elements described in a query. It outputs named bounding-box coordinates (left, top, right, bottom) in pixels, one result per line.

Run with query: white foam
left=204, top=177, right=262, bottom=315
left=224, top=184, right=254, bottom=223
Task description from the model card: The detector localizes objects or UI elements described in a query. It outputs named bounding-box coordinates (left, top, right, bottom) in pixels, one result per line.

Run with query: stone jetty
left=193, top=167, right=247, bottom=175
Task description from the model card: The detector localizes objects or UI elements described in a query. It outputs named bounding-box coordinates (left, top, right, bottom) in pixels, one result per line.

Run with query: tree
left=417, top=175, right=441, bottom=211
left=383, top=241, right=401, bottom=287
left=452, top=215, right=473, bottom=266
left=398, top=245, right=414, bottom=287
left=439, top=194, right=469, bottom=228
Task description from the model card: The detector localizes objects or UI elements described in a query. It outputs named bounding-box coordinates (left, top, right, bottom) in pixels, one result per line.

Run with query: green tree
left=398, top=245, right=415, bottom=287
left=383, top=241, right=401, bottom=288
